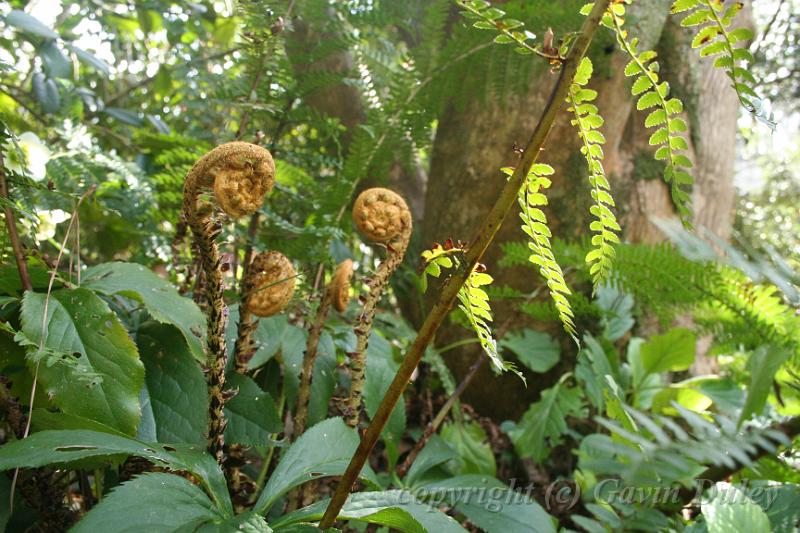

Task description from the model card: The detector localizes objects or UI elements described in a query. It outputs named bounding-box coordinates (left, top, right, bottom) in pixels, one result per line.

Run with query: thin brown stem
left=318, top=2, right=612, bottom=526
left=0, top=151, right=32, bottom=292
left=294, top=292, right=333, bottom=438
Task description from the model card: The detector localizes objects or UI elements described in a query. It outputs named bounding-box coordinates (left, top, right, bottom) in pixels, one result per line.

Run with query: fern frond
left=606, top=3, right=695, bottom=226
left=566, top=57, right=620, bottom=289
left=671, top=0, right=776, bottom=130
left=508, top=164, right=578, bottom=343
left=582, top=405, right=790, bottom=488
left=455, top=0, right=561, bottom=61
left=420, top=245, right=520, bottom=378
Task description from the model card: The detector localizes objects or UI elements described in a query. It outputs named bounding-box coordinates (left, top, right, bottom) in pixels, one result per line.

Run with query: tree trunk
left=422, top=2, right=744, bottom=419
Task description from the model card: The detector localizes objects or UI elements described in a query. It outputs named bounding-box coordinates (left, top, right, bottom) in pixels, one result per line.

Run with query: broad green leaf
left=39, top=40, right=72, bottom=79
left=5, top=10, right=59, bottom=39
left=83, top=262, right=206, bottom=361
left=224, top=372, right=281, bottom=446
left=0, top=429, right=231, bottom=514
left=748, top=484, right=800, bottom=533
left=32, top=72, right=60, bottom=113
left=441, top=421, right=496, bottom=477
left=103, top=107, right=144, bottom=126
left=308, top=331, right=337, bottom=427
left=72, top=473, right=222, bottom=533
left=273, top=491, right=467, bottom=533
left=422, top=475, right=556, bottom=533
left=21, top=288, right=144, bottom=435
left=65, top=44, right=111, bottom=74
left=254, top=417, right=378, bottom=514
left=509, top=376, right=585, bottom=461
left=500, top=329, right=560, bottom=373
left=137, top=323, right=207, bottom=444
left=197, top=512, right=271, bottom=532
left=639, top=327, right=696, bottom=376
left=651, top=385, right=712, bottom=415
left=403, top=434, right=457, bottom=488
left=739, top=345, right=790, bottom=426
left=702, top=483, right=771, bottom=533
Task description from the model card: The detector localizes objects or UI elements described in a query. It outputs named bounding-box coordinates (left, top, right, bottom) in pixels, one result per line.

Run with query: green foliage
left=639, top=327, right=696, bottom=375
left=701, top=484, right=772, bottom=533
left=72, top=473, right=222, bottom=533
left=499, top=328, right=560, bottom=373
left=509, top=374, right=585, bottom=461
left=223, top=373, right=282, bottom=446
left=137, top=323, right=207, bottom=444
left=253, top=417, right=378, bottom=514
left=421, top=245, right=518, bottom=377
left=0, top=429, right=233, bottom=513
left=510, top=163, right=578, bottom=342
left=420, top=476, right=557, bottom=533
left=672, top=0, right=776, bottom=130
left=440, top=421, right=497, bottom=477
left=582, top=405, right=789, bottom=487
left=567, top=57, right=620, bottom=288
left=604, top=2, right=695, bottom=225
left=273, top=490, right=469, bottom=533
left=83, top=262, right=206, bottom=361
left=20, top=288, right=144, bottom=435
left=456, top=0, right=561, bottom=59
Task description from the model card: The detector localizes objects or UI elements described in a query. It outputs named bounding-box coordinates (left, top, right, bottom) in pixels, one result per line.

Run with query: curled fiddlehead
left=233, top=250, right=297, bottom=371
left=183, top=141, right=275, bottom=463
left=347, top=188, right=412, bottom=427
left=330, top=258, right=355, bottom=313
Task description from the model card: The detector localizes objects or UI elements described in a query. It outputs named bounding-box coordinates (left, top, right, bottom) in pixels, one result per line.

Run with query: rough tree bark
left=422, top=1, right=746, bottom=419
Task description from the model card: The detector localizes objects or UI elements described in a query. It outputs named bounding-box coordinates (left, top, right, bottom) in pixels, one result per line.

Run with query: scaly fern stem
left=319, top=1, right=613, bottom=526
left=294, top=292, right=333, bottom=437
left=346, top=234, right=410, bottom=427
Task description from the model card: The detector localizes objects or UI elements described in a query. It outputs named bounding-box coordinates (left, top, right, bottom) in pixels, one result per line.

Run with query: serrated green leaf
left=83, top=262, right=206, bottom=361
left=137, top=323, right=207, bottom=444
left=72, top=473, right=222, bottom=532
left=224, top=373, right=281, bottom=446
left=254, top=418, right=379, bottom=514
left=21, top=289, right=144, bottom=435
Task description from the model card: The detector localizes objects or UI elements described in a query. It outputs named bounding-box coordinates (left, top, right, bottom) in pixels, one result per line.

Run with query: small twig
left=0, top=150, right=32, bottom=292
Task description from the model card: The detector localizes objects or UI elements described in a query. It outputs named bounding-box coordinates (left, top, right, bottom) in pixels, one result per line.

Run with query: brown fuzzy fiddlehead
left=346, top=188, right=412, bottom=427
left=233, top=251, right=296, bottom=371
left=183, top=141, right=275, bottom=464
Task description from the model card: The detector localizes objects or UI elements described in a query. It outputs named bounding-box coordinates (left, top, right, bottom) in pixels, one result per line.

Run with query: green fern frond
left=583, top=405, right=790, bottom=487
left=605, top=3, right=695, bottom=226
left=566, top=57, right=620, bottom=289
left=420, top=245, right=520, bottom=378
left=507, top=163, right=578, bottom=343
left=455, top=0, right=560, bottom=61
left=671, top=0, right=776, bottom=130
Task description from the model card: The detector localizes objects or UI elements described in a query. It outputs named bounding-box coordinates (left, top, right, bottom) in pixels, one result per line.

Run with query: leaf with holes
left=21, top=288, right=144, bottom=435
